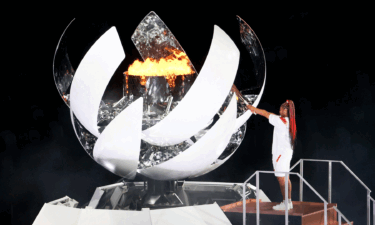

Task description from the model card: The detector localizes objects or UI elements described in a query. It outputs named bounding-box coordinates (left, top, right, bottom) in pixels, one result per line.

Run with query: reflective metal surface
left=71, top=112, right=97, bottom=158
left=237, top=15, right=266, bottom=108
left=138, top=140, right=192, bottom=169
left=131, top=11, right=197, bottom=73
left=90, top=181, right=259, bottom=210
left=52, top=18, right=75, bottom=107
left=129, top=12, right=199, bottom=132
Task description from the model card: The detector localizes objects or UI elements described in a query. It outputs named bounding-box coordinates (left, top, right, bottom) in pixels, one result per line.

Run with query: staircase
left=222, top=200, right=353, bottom=225
left=241, top=164, right=363, bottom=225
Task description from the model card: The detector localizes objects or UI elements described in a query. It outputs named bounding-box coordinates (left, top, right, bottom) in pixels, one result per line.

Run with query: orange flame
left=124, top=48, right=194, bottom=88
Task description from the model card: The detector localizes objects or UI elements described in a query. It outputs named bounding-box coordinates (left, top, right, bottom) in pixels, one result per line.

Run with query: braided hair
left=286, top=100, right=297, bottom=150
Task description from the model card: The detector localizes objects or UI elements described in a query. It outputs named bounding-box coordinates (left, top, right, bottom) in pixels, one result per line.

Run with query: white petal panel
left=188, top=40, right=267, bottom=178
left=234, top=107, right=251, bottom=132
left=142, top=25, right=240, bottom=146
left=93, top=98, right=143, bottom=180
left=139, top=95, right=237, bottom=180
left=70, top=27, right=125, bottom=137
left=194, top=17, right=269, bottom=177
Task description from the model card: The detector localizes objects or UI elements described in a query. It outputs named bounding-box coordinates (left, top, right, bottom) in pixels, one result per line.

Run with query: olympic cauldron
left=53, top=12, right=266, bottom=181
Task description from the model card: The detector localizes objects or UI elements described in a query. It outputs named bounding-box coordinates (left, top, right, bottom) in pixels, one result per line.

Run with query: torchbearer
left=231, top=85, right=297, bottom=211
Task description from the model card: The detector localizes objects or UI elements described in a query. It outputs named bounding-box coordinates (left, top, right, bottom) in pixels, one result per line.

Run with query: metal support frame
left=300, top=160, right=303, bottom=202
left=290, top=158, right=372, bottom=225
left=242, top=182, right=246, bottom=225
left=285, top=174, right=289, bottom=224
left=256, top=171, right=260, bottom=225
left=334, top=206, right=352, bottom=225
left=329, top=161, right=332, bottom=203
left=324, top=202, right=328, bottom=225
left=241, top=164, right=368, bottom=225
left=243, top=170, right=330, bottom=225
left=367, top=190, right=371, bottom=225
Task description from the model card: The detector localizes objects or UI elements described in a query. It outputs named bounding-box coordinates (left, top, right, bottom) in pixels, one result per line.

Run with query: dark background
left=2, top=3, right=374, bottom=225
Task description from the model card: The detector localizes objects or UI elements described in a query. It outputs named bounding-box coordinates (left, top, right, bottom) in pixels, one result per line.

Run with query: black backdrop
left=1, top=3, right=374, bottom=225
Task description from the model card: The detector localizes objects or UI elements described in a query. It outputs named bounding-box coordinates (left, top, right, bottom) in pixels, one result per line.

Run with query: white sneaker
left=272, top=200, right=293, bottom=210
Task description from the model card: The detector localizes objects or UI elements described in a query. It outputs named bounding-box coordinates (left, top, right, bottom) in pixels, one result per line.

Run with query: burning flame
left=124, top=48, right=194, bottom=88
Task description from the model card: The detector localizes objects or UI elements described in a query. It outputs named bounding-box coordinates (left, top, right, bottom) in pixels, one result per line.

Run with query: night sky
left=2, top=3, right=374, bottom=225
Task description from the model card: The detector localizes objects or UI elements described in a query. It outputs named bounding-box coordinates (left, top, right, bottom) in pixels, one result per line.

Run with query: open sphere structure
left=53, top=12, right=266, bottom=180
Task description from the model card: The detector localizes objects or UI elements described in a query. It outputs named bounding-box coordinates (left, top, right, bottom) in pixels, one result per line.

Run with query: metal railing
left=333, top=206, right=352, bottom=225
left=242, top=170, right=352, bottom=225
left=370, top=196, right=375, bottom=225
left=290, top=159, right=372, bottom=225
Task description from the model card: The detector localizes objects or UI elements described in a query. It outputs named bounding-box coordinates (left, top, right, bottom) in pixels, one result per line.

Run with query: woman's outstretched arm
left=247, top=105, right=274, bottom=119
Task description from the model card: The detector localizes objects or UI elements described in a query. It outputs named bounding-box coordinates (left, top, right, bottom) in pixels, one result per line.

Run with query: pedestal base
left=87, top=180, right=270, bottom=210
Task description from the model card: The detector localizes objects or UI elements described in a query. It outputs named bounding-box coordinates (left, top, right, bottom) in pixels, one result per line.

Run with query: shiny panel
left=70, top=27, right=125, bottom=137
left=142, top=25, right=239, bottom=146
left=52, top=18, right=75, bottom=107
left=93, top=98, right=143, bottom=179
left=139, top=95, right=237, bottom=180
left=130, top=11, right=198, bottom=128
left=70, top=111, right=97, bottom=158
left=237, top=15, right=266, bottom=108
left=131, top=11, right=197, bottom=73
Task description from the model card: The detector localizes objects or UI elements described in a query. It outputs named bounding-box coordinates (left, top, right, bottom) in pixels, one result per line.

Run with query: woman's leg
left=276, top=176, right=292, bottom=200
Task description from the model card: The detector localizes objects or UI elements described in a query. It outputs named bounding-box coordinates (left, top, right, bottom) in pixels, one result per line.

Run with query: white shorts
left=272, top=153, right=292, bottom=177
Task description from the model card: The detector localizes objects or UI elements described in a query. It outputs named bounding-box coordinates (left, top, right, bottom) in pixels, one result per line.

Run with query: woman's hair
left=286, top=100, right=297, bottom=150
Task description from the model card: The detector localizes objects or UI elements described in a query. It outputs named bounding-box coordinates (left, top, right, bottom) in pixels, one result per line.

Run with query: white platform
left=33, top=202, right=231, bottom=225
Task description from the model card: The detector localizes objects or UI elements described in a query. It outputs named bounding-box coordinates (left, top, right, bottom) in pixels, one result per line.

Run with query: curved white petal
left=70, top=27, right=125, bottom=137
left=190, top=113, right=250, bottom=179
left=190, top=72, right=266, bottom=178
left=234, top=109, right=251, bottom=132
left=93, top=98, right=143, bottom=179
left=139, top=95, right=237, bottom=180
left=189, top=18, right=268, bottom=177
left=189, top=153, right=233, bottom=179
left=191, top=91, right=262, bottom=179
left=142, top=25, right=240, bottom=146
left=190, top=57, right=267, bottom=179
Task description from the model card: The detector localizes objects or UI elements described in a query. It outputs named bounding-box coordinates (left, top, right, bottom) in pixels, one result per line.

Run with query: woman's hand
left=247, top=105, right=256, bottom=113
left=231, top=85, right=242, bottom=98
left=246, top=105, right=272, bottom=119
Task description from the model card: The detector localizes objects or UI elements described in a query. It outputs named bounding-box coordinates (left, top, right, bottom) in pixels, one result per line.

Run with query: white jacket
left=269, top=114, right=293, bottom=157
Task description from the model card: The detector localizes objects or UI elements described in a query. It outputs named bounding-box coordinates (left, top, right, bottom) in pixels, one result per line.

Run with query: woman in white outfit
left=247, top=100, right=297, bottom=210
left=231, top=85, right=297, bottom=211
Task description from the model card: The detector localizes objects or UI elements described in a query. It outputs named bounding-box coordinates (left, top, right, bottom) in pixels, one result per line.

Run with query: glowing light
left=124, top=48, right=194, bottom=87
